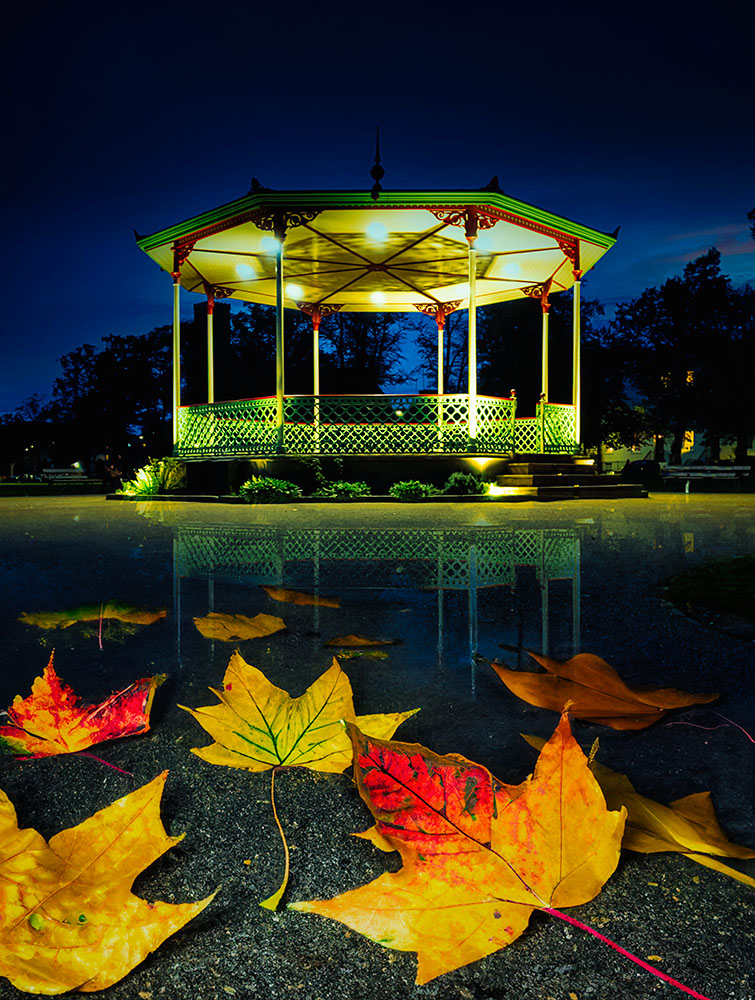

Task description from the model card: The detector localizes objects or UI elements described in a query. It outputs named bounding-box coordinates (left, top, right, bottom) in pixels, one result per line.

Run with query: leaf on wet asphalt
left=0, top=772, right=215, bottom=994
left=19, top=602, right=167, bottom=630
left=261, top=586, right=339, bottom=607
left=292, top=712, right=625, bottom=984
left=193, top=611, right=286, bottom=642
left=181, top=653, right=418, bottom=908
left=523, top=734, right=755, bottom=888
left=489, top=651, right=717, bottom=729
left=324, top=635, right=399, bottom=647
left=0, top=654, right=164, bottom=758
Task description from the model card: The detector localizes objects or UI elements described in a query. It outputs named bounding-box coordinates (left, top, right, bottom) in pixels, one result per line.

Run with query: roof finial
left=370, top=126, right=384, bottom=201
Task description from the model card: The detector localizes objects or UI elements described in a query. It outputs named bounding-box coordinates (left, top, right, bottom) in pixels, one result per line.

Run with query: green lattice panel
left=541, top=404, right=577, bottom=453
left=514, top=419, right=541, bottom=453
left=176, top=398, right=278, bottom=458
left=542, top=530, right=578, bottom=579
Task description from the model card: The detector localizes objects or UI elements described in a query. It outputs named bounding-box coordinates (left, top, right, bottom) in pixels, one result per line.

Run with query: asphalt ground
left=0, top=495, right=753, bottom=1000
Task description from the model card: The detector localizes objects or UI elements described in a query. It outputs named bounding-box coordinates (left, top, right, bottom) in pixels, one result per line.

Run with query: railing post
left=538, top=400, right=545, bottom=453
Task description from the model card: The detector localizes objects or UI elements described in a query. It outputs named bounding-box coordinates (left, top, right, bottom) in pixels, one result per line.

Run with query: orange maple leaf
left=0, top=654, right=164, bottom=757
left=0, top=772, right=215, bottom=993
left=489, top=652, right=717, bottom=729
left=291, top=712, right=626, bottom=984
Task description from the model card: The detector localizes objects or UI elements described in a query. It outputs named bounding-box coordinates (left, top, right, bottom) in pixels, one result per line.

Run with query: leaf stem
left=260, top=766, right=290, bottom=910
left=76, top=752, right=134, bottom=777
left=543, top=907, right=711, bottom=999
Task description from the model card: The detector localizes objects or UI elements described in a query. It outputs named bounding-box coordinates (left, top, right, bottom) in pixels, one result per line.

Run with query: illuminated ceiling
left=137, top=189, right=616, bottom=314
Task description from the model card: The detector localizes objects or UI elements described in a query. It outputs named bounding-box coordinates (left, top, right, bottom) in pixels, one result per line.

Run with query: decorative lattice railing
left=514, top=403, right=577, bottom=454
left=175, top=393, right=517, bottom=458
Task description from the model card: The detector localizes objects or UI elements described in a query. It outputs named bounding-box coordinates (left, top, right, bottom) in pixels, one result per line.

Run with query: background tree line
left=2, top=215, right=753, bottom=476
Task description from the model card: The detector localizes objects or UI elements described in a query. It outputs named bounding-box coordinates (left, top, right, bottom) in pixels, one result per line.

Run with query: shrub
left=238, top=476, right=303, bottom=504
left=442, top=471, right=486, bottom=495
left=311, top=480, right=371, bottom=500
left=119, top=458, right=186, bottom=496
left=388, top=480, right=438, bottom=501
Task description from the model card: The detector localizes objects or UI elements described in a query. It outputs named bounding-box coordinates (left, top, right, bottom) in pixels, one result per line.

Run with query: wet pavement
left=0, top=494, right=753, bottom=999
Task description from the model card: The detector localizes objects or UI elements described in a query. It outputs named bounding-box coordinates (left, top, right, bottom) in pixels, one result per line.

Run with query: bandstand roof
left=136, top=187, right=616, bottom=314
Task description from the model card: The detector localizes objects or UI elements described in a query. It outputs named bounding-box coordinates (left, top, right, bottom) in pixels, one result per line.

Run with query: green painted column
left=466, top=213, right=478, bottom=441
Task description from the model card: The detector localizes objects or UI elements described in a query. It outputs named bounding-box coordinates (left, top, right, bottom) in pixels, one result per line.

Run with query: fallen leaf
left=523, top=734, right=755, bottom=888
left=262, top=586, right=339, bottom=608
left=291, top=712, right=625, bottom=984
left=0, top=654, right=164, bottom=758
left=324, top=635, right=398, bottom=647
left=489, top=652, right=717, bottom=729
left=334, top=649, right=389, bottom=661
left=19, top=602, right=166, bottom=630
left=182, top=654, right=418, bottom=908
left=193, top=611, right=285, bottom=642
left=0, top=772, right=215, bottom=994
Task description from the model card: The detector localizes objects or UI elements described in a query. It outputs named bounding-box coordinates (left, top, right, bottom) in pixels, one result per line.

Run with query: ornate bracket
left=171, top=241, right=195, bottom=279
left=255, top=209, right=321, bottom=242
left=204, top=283, right=236, bottom=313
left=297, top=301, right=343, bottom=330
left=429, top=207, right=499, bottom=239
left=413, top=300, right=462, bottom=331
left=522, top=277, right=552, bottom=313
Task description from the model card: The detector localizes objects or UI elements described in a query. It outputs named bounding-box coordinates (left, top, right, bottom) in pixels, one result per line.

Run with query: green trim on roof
left=136, top=189, right=616, bottom=253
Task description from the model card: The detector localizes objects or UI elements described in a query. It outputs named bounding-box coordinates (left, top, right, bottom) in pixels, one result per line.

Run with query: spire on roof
left=370, top=126, right=384, bottom=201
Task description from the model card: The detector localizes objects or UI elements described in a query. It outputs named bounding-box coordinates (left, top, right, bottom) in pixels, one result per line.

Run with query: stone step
left=496, top=474, right=617, bottom=487
left=506, top=463, right=597, bottom=476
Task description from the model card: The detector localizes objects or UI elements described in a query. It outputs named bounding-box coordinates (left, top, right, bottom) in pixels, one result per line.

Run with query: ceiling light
left=285, top=283, right=304, bottom=299
left=235, top=263, right=255, bottom=279
left=366, top=221, right=388, bottom=242
left=371, top=291, right=387, bottom=305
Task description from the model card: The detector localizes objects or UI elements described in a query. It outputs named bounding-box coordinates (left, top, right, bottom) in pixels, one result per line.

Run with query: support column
left=274, top=232, right=285, bottom=452
left=436, top=308, right=445, bottom=394
left=572, top=248, right=583, bottom=447
left=171, top=270, right=181, bottom=448
left=541, top=282, right=551, bottom=400
left=206, top=287, right=215, bottom=404
left=466, top=212, right=478, bottom=441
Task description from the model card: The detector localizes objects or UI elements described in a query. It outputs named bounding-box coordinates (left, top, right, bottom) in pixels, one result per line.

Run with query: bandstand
left=136, top=173, right=616, bottom=463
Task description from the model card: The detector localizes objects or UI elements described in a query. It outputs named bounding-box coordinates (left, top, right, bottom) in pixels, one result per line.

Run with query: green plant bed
left=388, top=480, right=439, bottom=501
left=238, top=476, right=303, bottom=503
left=663, top=556, right=755, bottom=622
left=311, top=480, right=371, bottom=500
left=442, top=470, right=486, bottom=495
left=119, top=458, right=187, bottom=497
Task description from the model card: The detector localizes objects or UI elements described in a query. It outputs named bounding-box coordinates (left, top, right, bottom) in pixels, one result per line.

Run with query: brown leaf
left=490, top=652, right=716, bottom=729
left=193, top=612, right=285, bottom=642
left=324, top=634, right=398, bottom=647
left=261, top=586, right=339, bottom=608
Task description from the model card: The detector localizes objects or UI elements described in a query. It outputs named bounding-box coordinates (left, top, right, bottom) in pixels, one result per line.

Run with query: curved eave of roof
left=136, top=188, right=617, bottom=253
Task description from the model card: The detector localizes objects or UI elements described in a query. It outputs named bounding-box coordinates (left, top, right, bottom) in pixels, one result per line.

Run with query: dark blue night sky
left=3, top=0, right=753, bottom=413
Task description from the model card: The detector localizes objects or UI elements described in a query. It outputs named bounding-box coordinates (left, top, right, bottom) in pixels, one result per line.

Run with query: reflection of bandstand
left=172, top=525, right=581, bottom=671
left=137, top=165, right=616, bottom=462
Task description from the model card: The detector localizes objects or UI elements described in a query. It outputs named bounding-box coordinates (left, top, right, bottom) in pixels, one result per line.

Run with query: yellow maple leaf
left=181, top=653, right=418, bottom=908
left=0, top=772, right=215, bottom=994
left=523, top=734, right=755, bottom=888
